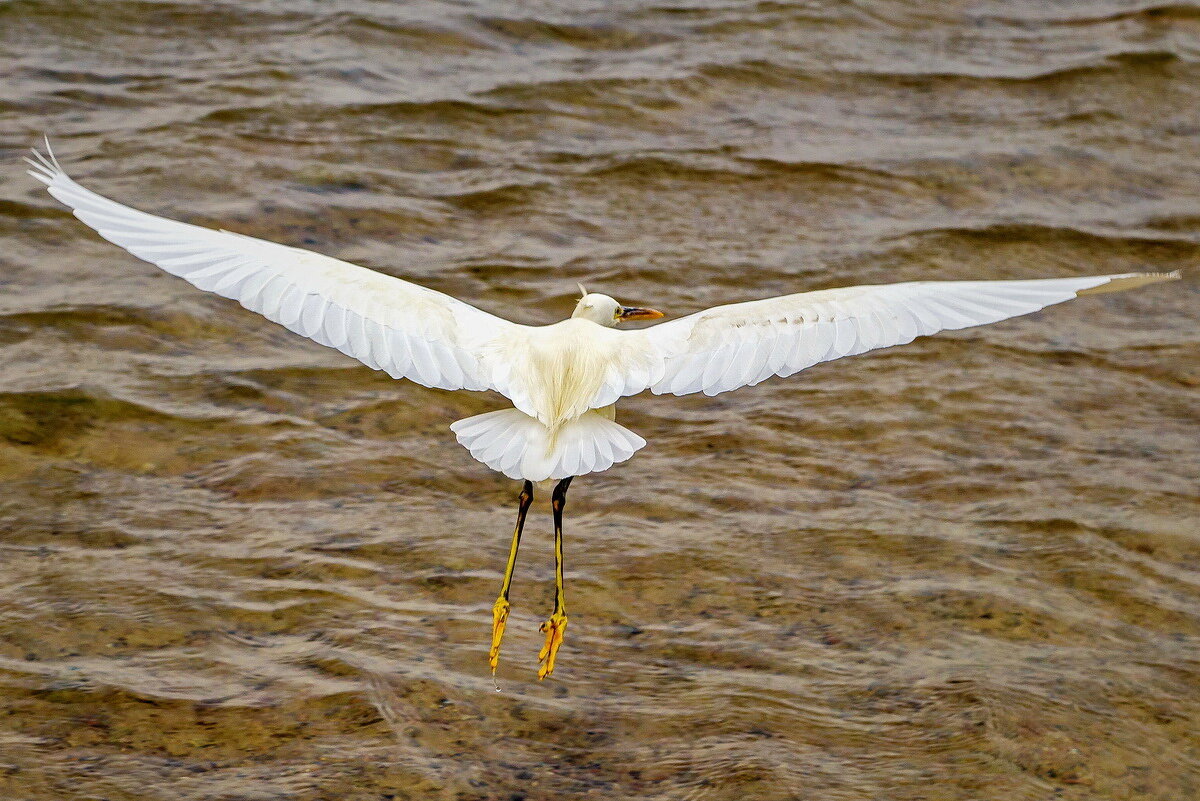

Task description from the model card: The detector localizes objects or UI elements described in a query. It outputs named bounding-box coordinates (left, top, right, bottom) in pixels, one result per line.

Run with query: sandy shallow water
left=1, top=1, right=1199, bottom=799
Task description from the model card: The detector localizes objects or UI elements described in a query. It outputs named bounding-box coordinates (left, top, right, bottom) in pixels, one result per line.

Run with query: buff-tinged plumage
left=28, top=141, right=1180, bottom=482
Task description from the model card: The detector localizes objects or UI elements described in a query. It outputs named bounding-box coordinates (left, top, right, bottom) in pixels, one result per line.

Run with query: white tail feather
left=451, top=408, right=646, bottom=481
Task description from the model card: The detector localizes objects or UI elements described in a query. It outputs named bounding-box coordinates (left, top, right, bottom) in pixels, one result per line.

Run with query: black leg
left=489, top=480, right=533, bottom=675
left=538, top=477, right=573, bottom=679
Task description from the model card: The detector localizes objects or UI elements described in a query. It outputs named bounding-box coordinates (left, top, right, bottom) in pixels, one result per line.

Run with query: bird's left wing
left=586, top=272, right=1179, bottom=405
left=27, top=144, right=530, bottom=395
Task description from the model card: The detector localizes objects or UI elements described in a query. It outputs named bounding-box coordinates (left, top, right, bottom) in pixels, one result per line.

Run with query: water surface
left=1, top=1, right=1198, bottom=799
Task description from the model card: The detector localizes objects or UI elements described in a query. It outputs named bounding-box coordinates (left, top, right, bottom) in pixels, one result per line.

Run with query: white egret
left=27, top=142, right=1180, bottom=679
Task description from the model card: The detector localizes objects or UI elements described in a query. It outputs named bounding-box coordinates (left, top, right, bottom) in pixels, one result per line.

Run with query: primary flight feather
left=27, top=140, right=1180, bottom=679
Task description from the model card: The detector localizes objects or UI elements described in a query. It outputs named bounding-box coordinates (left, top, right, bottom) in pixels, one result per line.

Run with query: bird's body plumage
left=25, top=146, right=1179, bottom=481
left=26, top=141, right=1180, bottom=678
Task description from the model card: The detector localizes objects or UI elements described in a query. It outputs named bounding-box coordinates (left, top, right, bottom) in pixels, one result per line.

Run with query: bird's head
left=571, top=283, right=664, bottom=328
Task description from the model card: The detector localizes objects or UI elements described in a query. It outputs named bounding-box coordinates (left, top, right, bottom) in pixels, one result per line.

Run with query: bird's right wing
left=27, top=143, right=531, bottom=397
left=589, top=272, right=1179, bottom=404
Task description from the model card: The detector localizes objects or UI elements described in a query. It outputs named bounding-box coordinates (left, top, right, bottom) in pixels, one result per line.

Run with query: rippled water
left=2, top=1, right=1199, bottom=799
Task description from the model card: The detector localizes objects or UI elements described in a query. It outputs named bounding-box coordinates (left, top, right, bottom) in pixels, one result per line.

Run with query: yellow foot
left=489, top=597, right=511, bottom=674
left=537, top=611, right=568, bottom=680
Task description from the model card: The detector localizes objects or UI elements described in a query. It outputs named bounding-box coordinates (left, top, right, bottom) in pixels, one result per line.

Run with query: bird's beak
left=618, top=306, right=664, bottom=321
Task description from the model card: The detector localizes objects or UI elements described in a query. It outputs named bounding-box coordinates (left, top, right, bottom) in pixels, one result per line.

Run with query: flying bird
left=27, top=142, right=1180, bottom=680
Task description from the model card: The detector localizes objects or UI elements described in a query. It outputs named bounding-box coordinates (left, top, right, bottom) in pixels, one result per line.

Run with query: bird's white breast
left=492, top=318, right=634, bottom=430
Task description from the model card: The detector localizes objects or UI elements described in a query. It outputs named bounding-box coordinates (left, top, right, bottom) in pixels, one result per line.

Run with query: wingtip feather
left=43, top=135, right=62, bottom=170
left=27, top=137, right=65, bottom=185
left=1078, top=271, right=1183, bottom=296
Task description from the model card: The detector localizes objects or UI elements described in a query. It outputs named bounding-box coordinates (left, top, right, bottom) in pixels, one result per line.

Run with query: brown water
left=2, top=2, right=1199, bottom=799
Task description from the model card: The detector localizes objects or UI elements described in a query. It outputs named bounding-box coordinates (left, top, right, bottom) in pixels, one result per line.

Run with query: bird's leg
left=490, top=480, right=533, bottom=675
left=538, top=476, right=572, bottom=679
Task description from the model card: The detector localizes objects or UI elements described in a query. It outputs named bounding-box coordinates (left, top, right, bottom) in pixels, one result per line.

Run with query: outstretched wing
left=27, top=142, right=527, bottom=394
left=587, top=271, right=1179, bottom=405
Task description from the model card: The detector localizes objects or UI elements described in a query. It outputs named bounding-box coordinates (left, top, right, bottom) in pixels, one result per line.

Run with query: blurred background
left=1, top=1, right=1198, bottom=799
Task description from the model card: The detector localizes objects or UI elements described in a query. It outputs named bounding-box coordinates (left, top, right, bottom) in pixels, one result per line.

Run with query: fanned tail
left=451, top=409, right=646, bottom=481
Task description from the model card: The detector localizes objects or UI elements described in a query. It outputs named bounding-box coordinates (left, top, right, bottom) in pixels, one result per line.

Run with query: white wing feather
left=26, top=143, right=526, bottom=394
left=598, top=271, right=1180, bottom=402
left=26, top=142, right=1180, bottom=441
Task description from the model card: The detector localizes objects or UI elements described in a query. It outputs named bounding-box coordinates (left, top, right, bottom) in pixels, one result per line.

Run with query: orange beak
left=617, top=306, right=664, bottom=321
